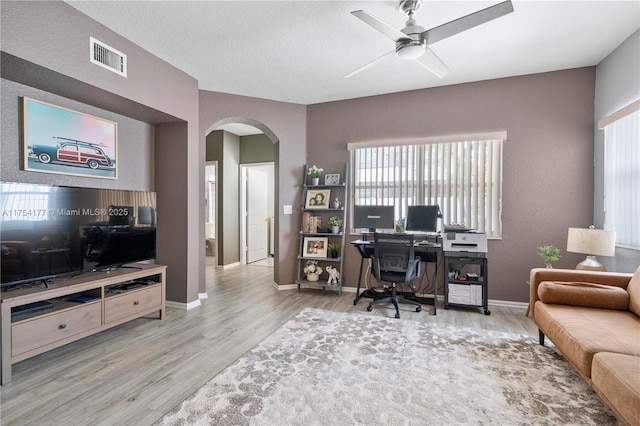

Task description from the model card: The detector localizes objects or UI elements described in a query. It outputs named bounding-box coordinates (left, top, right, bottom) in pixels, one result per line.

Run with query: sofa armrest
left=529, top=268, right=633, bottom=319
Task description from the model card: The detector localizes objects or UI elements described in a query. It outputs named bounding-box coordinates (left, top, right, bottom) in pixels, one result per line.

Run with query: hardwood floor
left=0, top=260, right=537, bottom=425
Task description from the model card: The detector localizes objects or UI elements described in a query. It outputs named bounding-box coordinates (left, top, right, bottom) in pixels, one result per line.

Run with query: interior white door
left=246, top=168, right=269, bottom=263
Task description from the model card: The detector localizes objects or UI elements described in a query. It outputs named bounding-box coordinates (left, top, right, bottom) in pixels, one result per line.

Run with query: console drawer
left=104, top=285, right=162, bottom=324
left=12, top=303, right=102, bottom=357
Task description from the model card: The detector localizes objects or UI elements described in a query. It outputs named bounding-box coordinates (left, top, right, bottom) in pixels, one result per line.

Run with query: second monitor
left=353, top=205, right=395, bottom=233
left=405, top=205, right=440, bottom=233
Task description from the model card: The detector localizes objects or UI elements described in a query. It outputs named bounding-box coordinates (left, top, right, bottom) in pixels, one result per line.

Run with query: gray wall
left=307, top=68, right=597, bottom=303
left=1, top=1, right=202, bottom=304
left=594, top=29, right=640, bottom=273
left=240, top=134, right=276, bottom=164
left=199, top=91, right=307, bottom=285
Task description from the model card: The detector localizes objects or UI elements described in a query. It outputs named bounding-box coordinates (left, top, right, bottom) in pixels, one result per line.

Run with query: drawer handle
left=59, top=324, right=67, bottom=329
left=133, top=301, right=140, bottom=305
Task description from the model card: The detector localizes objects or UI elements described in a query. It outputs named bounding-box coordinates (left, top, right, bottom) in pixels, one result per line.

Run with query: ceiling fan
left=345, top=0, right=514, bottom=78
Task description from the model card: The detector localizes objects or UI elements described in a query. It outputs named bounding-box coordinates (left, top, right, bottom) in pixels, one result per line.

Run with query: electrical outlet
left=283, top=205, right=293, bottom=215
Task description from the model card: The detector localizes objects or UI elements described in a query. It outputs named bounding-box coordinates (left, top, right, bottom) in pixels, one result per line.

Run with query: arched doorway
left=205, top=118, right=278, bottom=280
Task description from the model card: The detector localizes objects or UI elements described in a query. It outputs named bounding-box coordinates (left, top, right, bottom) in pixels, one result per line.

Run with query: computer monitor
left=405, top=205, right=440, bottom=233
left=108, top=206, right=133, bottom=227
left=353, top=205, right=395, bottom=232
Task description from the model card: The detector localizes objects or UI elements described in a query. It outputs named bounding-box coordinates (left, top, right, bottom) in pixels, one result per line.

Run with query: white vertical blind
left=350, top=137, right=503, bottom=238
left=603, top=109, right=639, bottom=249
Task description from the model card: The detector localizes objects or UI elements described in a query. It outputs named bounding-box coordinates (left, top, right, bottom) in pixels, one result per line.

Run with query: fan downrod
left=399, top=0, right=422, bottom=17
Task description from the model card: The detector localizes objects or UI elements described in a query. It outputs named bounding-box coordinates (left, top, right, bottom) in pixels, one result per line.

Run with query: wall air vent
left=90, top=37, right=127, bottom=77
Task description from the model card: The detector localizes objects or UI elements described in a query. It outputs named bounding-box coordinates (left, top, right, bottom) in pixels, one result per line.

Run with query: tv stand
left=0, top=263, right=166, bottom=384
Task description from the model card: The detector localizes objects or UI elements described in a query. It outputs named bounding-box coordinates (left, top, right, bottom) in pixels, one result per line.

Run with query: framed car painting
left=22, top=97, right=118, bottom=179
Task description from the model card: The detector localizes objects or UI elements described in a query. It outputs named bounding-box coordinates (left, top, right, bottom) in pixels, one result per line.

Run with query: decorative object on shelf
left=303, top=260, right=323, bottom=281
left=305, top=189, right=330, bottom=209
left=308, top=165, right=324, bottom=185
left=333, top=198, right=341, bottom=209
left=302, top=237, right=328, bottom=258
left=537, top=245, right=561, bottom=268
left=326, top=266, right=340, bottom=284
left=325, top=173, right=340, bottom=185
left=328, top=216, right=343, bottom=234
left=566, top=225, right=616, bottom=271
left=328, top=243, right=340, bottom=258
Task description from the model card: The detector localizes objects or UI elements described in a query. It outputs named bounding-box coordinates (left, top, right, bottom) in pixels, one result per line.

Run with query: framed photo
left=22, top=97, right=118, bottom=179
left=305, top=189, right=330, bottom=209
left=325, top=173, right=340, bottom=185
left=303, top=237, right=328, bottom=258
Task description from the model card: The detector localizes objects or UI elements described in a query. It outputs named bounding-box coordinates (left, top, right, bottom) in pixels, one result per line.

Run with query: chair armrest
left=529, top=268, right=633, bottom=319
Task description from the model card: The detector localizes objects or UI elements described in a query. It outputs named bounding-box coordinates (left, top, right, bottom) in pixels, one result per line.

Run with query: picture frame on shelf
left=325, top=173, right=340, bottom=185
left=21, top=97, right=118, bottom=179
left=305, top=189, right=330, bottom=209
left=303, top=237, right=328, bottom=258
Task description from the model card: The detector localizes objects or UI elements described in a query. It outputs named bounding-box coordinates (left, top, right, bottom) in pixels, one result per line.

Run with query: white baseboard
left=273, top=284, right=528, bottom=310
left=199, top=292, right=208, bottom=299
left=166, top=298, right=201, bottom=310
left=216, top=262, right=240, bottom=270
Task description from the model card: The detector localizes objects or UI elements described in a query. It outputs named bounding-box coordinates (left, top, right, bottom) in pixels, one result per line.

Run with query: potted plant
left=303, top=260, right=323, bottom=281
left=308, top=165, right=323, bottom=185
left=328, top=216, right=343, bottom=234
left=328, top=243, right=340, bottom=258
left=538, top=245, right=561, bottom=268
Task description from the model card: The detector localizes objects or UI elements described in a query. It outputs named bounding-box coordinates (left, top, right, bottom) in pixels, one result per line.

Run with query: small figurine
left=325, top=266, right=340, bottom=284
left=333, top=198, right=341, bottom=209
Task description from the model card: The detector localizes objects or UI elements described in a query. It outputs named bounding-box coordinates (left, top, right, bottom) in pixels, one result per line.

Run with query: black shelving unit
left=443, top=252, right=490, bottom=315
left=296, top=163, right=349, bottom=296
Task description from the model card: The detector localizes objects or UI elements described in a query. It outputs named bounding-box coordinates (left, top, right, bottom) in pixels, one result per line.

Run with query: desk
left=351, top=237, right=441, bottom=314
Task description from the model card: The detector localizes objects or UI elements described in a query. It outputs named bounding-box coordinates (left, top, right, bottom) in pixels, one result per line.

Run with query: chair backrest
left=372, top=233, right=418, bottom=283
left=137, top=206, right=156, bottom=226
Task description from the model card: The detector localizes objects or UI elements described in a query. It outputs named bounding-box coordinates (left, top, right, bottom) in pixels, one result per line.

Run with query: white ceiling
left=66, top=1, right=639, bottom=106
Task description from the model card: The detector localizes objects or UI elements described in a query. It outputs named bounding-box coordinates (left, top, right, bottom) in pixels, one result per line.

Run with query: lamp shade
left=566, top=227, right=616, bottom=256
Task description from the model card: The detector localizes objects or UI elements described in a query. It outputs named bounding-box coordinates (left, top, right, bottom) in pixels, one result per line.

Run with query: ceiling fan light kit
left=346, top=0, right=514, bottom=78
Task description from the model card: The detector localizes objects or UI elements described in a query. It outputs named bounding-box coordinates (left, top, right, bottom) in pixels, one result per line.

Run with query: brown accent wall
left=307, top=68, right=596, bottom=303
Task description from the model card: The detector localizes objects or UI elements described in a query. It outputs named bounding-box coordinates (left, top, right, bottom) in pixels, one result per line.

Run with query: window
left=349, top=132, right=504, bottom=238
left=0, top=183, right=51, bottom=221
left=601, top=104, right=639, bottom=249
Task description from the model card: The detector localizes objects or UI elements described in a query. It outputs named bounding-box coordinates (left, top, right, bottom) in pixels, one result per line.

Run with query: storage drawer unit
left=12, top=303, right=102, bottom=356
left=104, top=285, right=162, bottom=324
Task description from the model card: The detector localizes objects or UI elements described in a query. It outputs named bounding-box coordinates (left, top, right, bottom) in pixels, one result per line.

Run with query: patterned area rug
left=157, top=308, right=620, bottom=425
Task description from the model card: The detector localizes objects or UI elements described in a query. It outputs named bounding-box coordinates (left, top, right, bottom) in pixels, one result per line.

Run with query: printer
left=442, top=230, right=488, bottom=253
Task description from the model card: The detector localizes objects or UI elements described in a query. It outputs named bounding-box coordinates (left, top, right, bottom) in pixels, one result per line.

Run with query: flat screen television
left=405, top=205, right=440, bottom=232
left=353, top=205, right=395, bottom=232
left=0, top=182, right=156, bottom=289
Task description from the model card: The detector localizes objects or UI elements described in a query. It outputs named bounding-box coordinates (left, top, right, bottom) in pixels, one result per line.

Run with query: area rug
left=157, top=308, right=620, bottom=425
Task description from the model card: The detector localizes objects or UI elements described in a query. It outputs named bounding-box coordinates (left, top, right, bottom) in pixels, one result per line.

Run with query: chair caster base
left=395, top=313, right=400, bottom=319
left=366, top=305, right=373, bottom=312
left=416, top=306, right=422, bottom=313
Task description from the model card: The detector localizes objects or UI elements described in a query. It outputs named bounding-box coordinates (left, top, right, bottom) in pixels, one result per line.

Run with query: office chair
left=367, top=232, right=422, bottom=319
left=137, top=206, right=155, bottom=226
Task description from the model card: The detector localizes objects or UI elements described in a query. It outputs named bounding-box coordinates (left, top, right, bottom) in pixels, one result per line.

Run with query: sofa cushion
left=534, top=302, right=640, bottom=380
left=591, top=352, right=640, bottom=426
left=626, top=266, right=640, bottom=317
left=538, top=281, right=630, bottom=310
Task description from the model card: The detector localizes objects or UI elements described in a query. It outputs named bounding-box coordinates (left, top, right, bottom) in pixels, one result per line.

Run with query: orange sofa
left=529, top=267, right=640, bottom=426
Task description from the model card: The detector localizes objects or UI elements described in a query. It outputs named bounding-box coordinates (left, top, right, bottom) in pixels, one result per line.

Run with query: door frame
left=240, top=162, right=274, bottom=265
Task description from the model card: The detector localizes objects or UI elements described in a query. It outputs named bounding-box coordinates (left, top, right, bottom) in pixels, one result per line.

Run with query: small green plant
left=328, top=216, right=343, bottom=227
left=538, top=245, right=561, bottom=263
left=308, top=165, right=324, bottom=178
left=328, top=243, right=339, bottom=254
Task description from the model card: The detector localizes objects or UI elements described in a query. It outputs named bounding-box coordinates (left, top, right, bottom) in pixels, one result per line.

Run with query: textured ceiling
left=66, top=1, right=639, bottom=105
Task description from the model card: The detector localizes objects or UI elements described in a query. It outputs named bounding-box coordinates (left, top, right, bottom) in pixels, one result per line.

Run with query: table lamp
left=566, top=225, right=616, bottom=271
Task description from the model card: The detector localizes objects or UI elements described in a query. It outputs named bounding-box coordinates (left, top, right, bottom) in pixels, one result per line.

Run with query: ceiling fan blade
left=344, top=50, right=396, bottom=78
left=414, top=47, right=450, bottom=78
left=351, top=10, right=410, bottom=42
left=423, top=0, right=514, bottom=45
